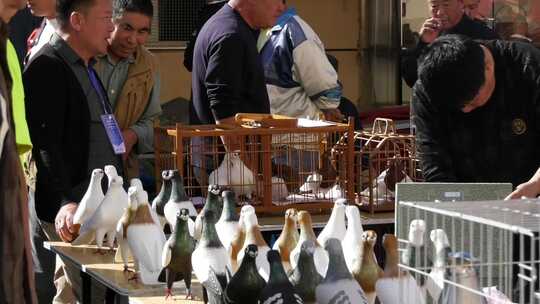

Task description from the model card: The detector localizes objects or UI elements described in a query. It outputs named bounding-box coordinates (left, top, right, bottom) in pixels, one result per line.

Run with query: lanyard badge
left=100, top=114, right=126, bottom=155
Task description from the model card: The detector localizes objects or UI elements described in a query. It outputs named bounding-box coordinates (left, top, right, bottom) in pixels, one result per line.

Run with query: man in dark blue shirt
left=191, top=0, right=285, bottom=127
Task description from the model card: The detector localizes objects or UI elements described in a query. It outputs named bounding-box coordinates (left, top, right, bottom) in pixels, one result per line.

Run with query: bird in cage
left=236, top=210, right=271, bottom=281
left=439, top=252, right=486, bottom=304
left=317, top=198, right=347, bottom=246
left=289, top=240, right=323, bottom=303
left=164, top=170, right=197, bottom=226
left=72, top=176, right=128, bottom=251
left=272, top=208, right=299, bottom=273
left=360, top=160, right=412, bottom=205
left=216, top=191, right=240, bottom=256
left=353, top=230, right=383, bottom=304
left=258, top=250, right=303, bottom=304
left=123, top=187, right=166, bottom=285
left=152, top=170, right=172, bottom=229
left=315, top=238, right=369, bottom=304
left=159, top=208, right=196, bottom=300
left=195, top=185, right=223, bottom=240
left=209, top=152, right=256, bottom=200
left=342, top=205, right=364, bottom=272
left=192, top=210, right=230, bottom=304
left=375, top=234, right=425, bottom=304
left=73, top=168, right=105, bottom=235
left=426, top=229, right=451, bottom=302
left=402, top=219, right=431, bottom=287
left=225, top=244, right=266, bottom=304
left=290, top=211, right=329, bottom=277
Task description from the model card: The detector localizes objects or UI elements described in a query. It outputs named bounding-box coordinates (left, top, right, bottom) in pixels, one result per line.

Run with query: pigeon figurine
left=315, top=238, right=368, bottom=304
left=402, top=219, right=431, bottom=287
left=209, top=152, right=255, bottom=199
left=152, top=170, right=172, bottom=228
left=272, top=208, right=299, bottom=273
left=439, top=253, right=486, bottom=304
left=114, top=187, right=138, bottom=269
left=164, top=170, right=197, bottom=224
left=258, top=250, right=303, bottom=304
left=426, top=229, right=451, bottom=302
left=375, top=234, right=425, bottom=304
left=104, top=164, right=118, bottom=188
left=229, top=205, right=254, bottom=272
left=290, top=211, right=329, bottom=277
left=159, top=208, right=196, bottom=299
left=72, top=176, right=128, bottom=250
left=73, top=168, right=105, bottom=234
left=125, top=187, right=167, bottom=284
left=289, top=240, right=323, bottom=303
left=236, top=211, right=270, bottom=281
left=224, top=244, right=266, bottom=304
left=353, top=230, right=383, bottom=304
left=192, top=210, right=230, bottom=304
left=317, top=198, right=347, bottom=246
left=342, top=205, right=364, bottom=272
left=194, top=185, right=223, bottom=240
left=130, top=178, right=160, bottom=227
left=216, top=190, right=240, bottom=254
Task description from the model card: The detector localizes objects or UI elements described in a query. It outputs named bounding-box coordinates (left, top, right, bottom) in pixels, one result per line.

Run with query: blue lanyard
left=87, top=66, right=113, bottom=115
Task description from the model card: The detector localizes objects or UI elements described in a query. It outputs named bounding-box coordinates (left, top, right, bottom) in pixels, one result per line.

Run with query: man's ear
left=70, top=11, right=84, bottom=32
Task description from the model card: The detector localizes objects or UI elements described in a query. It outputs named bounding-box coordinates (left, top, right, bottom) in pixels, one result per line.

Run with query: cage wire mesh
left=154, top=117, right=355, bottom=213
left=396, top=199, right=540, bottom=303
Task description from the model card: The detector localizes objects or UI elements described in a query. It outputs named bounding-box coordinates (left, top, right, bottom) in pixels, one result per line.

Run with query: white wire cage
left=396, top=199, right=540, bottom=304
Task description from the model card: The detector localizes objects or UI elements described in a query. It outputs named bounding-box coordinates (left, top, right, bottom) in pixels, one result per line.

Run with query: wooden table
left=44, top=242, right=204, bottom=304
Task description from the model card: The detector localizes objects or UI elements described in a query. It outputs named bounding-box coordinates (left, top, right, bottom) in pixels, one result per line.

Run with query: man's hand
left=122, top=129, right=138, bottom=161
left=55, top=203, right=78, bottom=242
left=505, top=168, right=540, bottom=200
left=322, top=108, right=345, bottom=123
left=419, top=17, right=443, bottom=44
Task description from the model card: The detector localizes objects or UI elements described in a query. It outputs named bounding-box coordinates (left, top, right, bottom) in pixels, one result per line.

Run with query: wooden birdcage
left=334, top=118, right=420, bottom=214
left=154, top=114, right=356, bottom=214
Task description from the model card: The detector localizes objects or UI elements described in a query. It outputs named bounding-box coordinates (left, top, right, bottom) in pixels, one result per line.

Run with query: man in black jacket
left=412, top=35, right=540, bottom=195
left=23, top=0, right=118, bottom=302
left=401, top=0, right=498, bottom=87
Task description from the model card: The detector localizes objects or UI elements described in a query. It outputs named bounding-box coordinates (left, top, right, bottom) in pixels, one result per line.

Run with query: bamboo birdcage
left=154, top=114, right=356, bottom=214
left=334, top=118, right=421, bottom=214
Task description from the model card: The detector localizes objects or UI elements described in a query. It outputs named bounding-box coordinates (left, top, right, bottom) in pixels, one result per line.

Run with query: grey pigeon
left=258, top=250, right=303, bottom=304
left=216, top=190, right=240, bottom=254
left=194, top=184, right=223, bottom=240
left=438, top=253, right=486, bottom=304
left=225, top=244, right=266, bottom=304
left=315, top=238, right=368, bottom=304
left=289, top=240, right=322, bottom=303
left=164, top=170, right=197, bottom=224
left=192, top=210, right=230, bottom=304
left=152, top=170, right=172, bottom=217
left=159, top=208, right=196, bottom=299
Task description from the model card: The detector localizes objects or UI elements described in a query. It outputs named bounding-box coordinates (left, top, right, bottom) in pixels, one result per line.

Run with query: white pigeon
left=130, top=178, right=160, bottom=227
left=193, top=185, right=222, bottom=240
left=73, top=168, right=105, bottom=229
left=426, top=229, right=451, bottom=302
left=324, top=182, right=344, bottom=200
left=72, top=176, right=128, bottom=249
left=317, top=198, right=347, bottom=246
left=290, top=211, right=329, bottom=277
left=114, top=187, right=138, bottom=268
left=236, top=211, right=271, bottom=281
left=164, top=170, right=197, bottom=225
left=376, top=234, right=425, bottom=304
left=104, top=165, right=118, bottom=188
left=342, top=205, right=364, bottom=272
left=316, top=238, right=368, bottom=304
left=215, top=190, right=240, bottom=254
left=126, top=188, right=167, bottom=285
left=299, top=172, right=322, bottom=195
left=271, top=176, right=289, bottom=201
left=208, top=152, right=255, bottom=199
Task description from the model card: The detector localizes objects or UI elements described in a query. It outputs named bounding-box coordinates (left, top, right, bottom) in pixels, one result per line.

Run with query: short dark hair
left=418, top=35, right=486, bottom=111
left=56, top=0, right=96, bottom=29
left=112, top=0, right=153, bottom=20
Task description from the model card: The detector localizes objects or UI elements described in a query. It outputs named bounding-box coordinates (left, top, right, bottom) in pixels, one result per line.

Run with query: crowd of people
left=0, top=0, right=539, bottom=302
